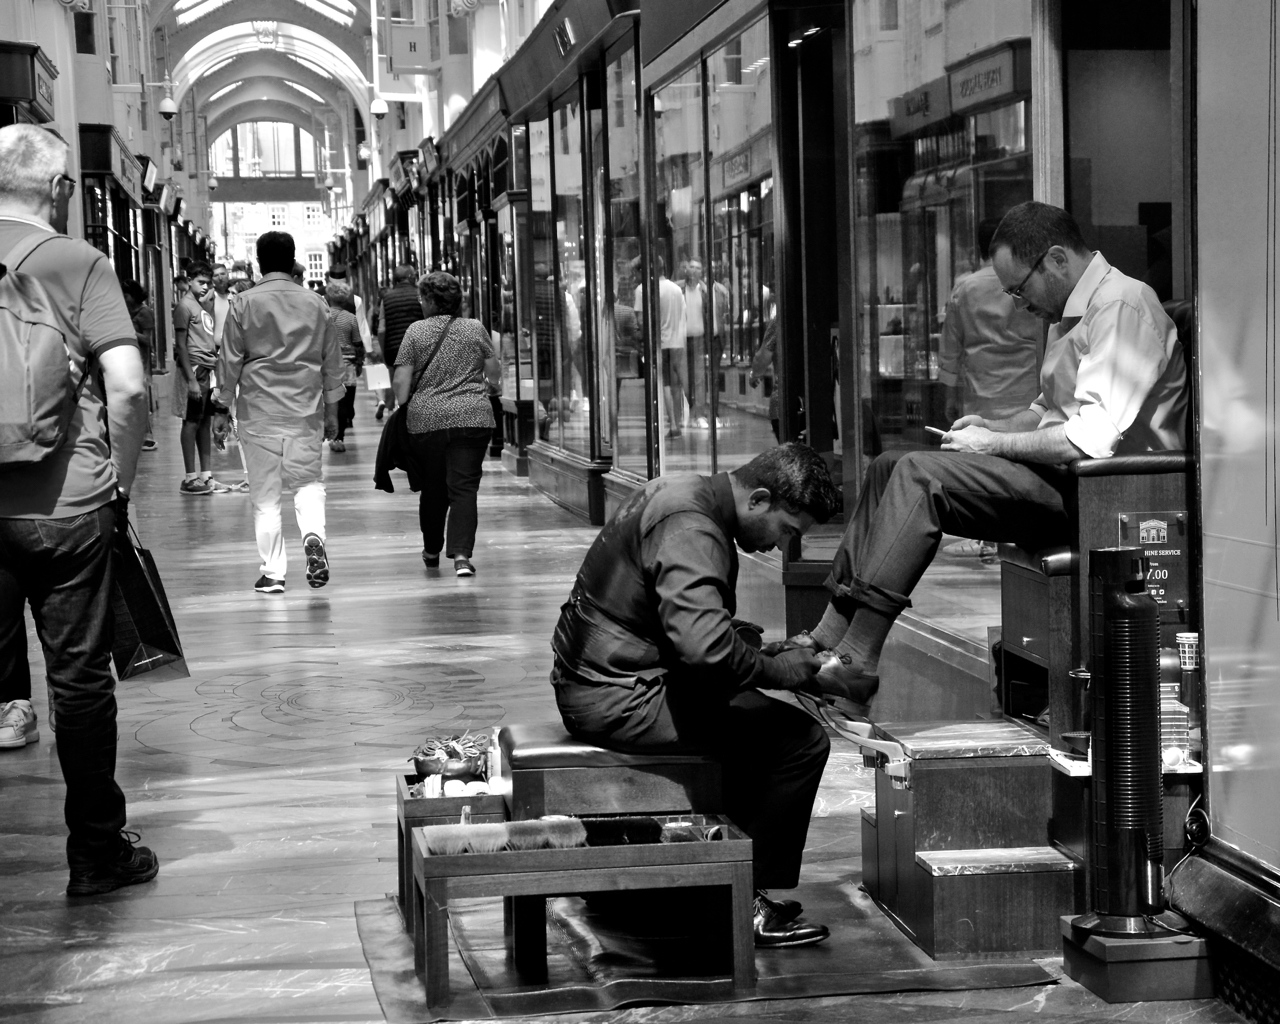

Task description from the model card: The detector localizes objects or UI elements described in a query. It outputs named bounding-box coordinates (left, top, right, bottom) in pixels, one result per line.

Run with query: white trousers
left=241, top=432, right=326, bottom=581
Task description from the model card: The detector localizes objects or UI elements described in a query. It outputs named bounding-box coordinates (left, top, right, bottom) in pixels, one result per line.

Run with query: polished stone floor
left=0, top=385, right=1242, bottom=1024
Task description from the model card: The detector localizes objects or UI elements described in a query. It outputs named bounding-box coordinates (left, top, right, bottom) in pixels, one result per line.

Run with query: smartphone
left=925, top=426, right=947, bottom=437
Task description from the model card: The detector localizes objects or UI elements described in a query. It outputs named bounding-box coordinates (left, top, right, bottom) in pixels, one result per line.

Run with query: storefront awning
left=497, top=0, right=639, bottom=123
left=438, top=77, right=506, bottom=173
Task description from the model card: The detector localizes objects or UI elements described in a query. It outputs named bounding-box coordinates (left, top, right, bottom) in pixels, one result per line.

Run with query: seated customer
left=551, top=444, right=842, bottom=948
left=773, top=201, right=1188, bottom=728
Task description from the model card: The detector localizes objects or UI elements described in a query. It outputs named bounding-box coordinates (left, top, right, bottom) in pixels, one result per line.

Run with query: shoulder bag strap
left=408, top=316, right=456, bottom=397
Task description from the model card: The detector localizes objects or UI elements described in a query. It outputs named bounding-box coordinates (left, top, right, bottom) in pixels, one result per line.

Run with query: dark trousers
left=336, top=385, right=357, bottom=440
left=552, top=660, right=830, bottom=890
left=827, top=449, right=1073, bottom=616
left=410, top=426, right=492, bottom=558
left=0, top=505, right=127, bottom=866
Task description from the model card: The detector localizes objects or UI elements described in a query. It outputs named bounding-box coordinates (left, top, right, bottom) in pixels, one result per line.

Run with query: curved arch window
left=209, top=122, right=319, bottom=179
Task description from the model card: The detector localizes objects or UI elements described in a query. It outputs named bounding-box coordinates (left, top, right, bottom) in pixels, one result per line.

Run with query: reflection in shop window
left=527, top=118, right=559, bottom=448
left=552, top=96, right=590, bottom=458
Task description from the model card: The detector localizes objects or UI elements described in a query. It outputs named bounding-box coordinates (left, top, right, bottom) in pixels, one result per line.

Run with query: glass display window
left=552, top=93, right=590, bottom=458
left=527, top=117, right=559, bottom=448
left=652, top=65, right=710, bottom=473
left=603, top=41, right=646, bottom=477
left=496, top=203, right=530, bottom=400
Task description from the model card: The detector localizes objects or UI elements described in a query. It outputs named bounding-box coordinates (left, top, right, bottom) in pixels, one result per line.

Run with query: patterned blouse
left=395, top=315, right=495, bottom=433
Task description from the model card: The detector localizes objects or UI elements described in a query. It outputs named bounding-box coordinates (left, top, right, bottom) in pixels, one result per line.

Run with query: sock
left=810, top=597, right=855, bottom=649
left=832, top=605, right=898, bottom=676
left=200, top=471, right=211, bottom=481
left=184, top=472, right=198, bottom=482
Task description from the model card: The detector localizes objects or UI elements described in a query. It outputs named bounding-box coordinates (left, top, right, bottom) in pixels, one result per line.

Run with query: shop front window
left=604, top=43, right=645, bottom=476
left=852, top=8, right=1035, bottom=466
left=708, top=18, right=776, bottom=470
left=553, top=95, right=590, bottom=458
left=528, top=117, right=559, bottom=447
left=497, top=204, right=528, bottom=400
left=653, top=65, right=709, bottom=472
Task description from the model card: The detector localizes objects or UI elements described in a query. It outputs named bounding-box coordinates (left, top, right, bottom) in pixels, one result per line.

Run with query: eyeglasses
left=51, top=174, right=76, bottom=198
left=1005, top=250, right=1048, bottom=299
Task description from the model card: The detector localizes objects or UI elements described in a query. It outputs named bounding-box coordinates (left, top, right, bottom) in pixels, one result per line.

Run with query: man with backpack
left=0, top=124, right=157, bottom=896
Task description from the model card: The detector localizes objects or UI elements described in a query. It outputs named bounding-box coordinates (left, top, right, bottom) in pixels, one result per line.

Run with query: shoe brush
left=506, top=819, right=588, bottom=851
left=420, top=823, right=509, bottom=856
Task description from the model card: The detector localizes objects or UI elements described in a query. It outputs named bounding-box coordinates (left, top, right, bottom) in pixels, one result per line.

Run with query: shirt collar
left=259, top=272, right=294, bottom=283
left=711, top=473, right=738, bottom=537
left=1061, top=251, right=1110, bottom=319
left=0, top=213, right=54, bottom=232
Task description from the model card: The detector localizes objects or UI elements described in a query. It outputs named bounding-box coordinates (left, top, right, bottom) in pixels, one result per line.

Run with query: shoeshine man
left=550, top=443, right=842, bottom=948
left=211, top=231, right=345, bottom=594
left=776, top=201, right=1187, bottom=726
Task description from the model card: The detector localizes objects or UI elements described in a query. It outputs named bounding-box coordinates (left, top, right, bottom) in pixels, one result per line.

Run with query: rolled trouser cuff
left=823, top=573, right=912, bottom=617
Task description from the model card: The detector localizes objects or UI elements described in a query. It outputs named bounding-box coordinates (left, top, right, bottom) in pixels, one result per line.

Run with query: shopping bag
left=111, top=519, right=189, bottom=680
left=365, top=362, right=391, bottom=391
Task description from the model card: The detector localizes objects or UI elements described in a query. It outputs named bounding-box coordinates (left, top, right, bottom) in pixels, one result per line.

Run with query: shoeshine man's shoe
left=753, top=893, right=829, bottom=948
left=755, top=889, right=802, bottom=925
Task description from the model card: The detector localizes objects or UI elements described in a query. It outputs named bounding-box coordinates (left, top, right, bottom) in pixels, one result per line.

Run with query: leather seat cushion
left=997, top=543, right=1077, bottom=577
left=499, top=722, right=718, bottom=770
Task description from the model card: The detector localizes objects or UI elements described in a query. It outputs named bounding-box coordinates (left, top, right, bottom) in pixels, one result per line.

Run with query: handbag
left=111, top=515, right=189, bottom=680
left=364, top=362, right=391, bottom=391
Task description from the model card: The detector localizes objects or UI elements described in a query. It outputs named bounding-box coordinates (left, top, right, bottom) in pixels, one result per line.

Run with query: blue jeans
left=410, top=426, right=492, bottom=558
left=0, top=505, right=127, bottom=865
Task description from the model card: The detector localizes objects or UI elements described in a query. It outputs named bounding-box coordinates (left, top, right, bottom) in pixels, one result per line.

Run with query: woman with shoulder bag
left=392, top=271, right=500, bottom=577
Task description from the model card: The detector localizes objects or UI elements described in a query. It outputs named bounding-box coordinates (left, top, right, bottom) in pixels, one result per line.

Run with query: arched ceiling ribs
left=150, top=0, right=371, bottom=38
left=165, top=0, right=367, bottom=73
left=172, top=24, right=370, bottom=122
left=197, top=51, right=345, bottom=114
left=203, top=78, right=338, bottom=128
left=206, top=101, right=329, bottom=146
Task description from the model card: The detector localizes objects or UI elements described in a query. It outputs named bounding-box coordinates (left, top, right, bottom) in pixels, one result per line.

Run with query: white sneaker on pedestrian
left=0, top=700, right=38, bottom=748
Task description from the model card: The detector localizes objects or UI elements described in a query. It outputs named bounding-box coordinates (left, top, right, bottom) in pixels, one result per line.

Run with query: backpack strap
left=3, top=231, right=59, bottom=274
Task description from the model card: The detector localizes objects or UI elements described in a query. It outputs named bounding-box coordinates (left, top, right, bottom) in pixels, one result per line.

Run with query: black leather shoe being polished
left=755, top=889, right=803, bottom=925
left=753, top=894, right=829, bottom=948
left=760, top=630, right=825, bottom=657
left=67, top=831, right=159, bottom=897
left=303, top=533, right=329, bottom=588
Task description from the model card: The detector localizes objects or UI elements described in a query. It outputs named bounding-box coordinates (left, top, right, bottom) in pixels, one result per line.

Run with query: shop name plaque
left=1117, top=509, right=1191, bottom=621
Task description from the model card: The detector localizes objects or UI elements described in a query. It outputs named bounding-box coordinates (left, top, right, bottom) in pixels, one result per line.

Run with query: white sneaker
left=0, top=700, right=38, bottom=748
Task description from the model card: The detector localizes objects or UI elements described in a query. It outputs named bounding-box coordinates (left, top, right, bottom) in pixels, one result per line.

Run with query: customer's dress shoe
left=760, top=629, right=825, bottom=657
left=790, top=651, right=879, bottom=742
left=753, top=894, right=829, bottom=948
left=756, top=889, right=802, bottom=925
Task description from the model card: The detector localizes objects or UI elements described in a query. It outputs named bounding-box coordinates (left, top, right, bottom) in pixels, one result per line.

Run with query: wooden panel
left=508, top=763, right=723, bottom=819
left=911, top=757, right=1052, bottom=851
left=1001, top=564, right=1049, bottom=666
left=919, top=864, right=1079, bottom=959
left=861, top=809, right=879, bottom=901
left=527, top=444, right=609, bottom=525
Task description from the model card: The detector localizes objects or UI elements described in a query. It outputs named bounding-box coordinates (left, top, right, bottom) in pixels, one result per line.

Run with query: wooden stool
left=497, top=722, right=723, bottom=820
left=410, top=815, right=756, bottom=1009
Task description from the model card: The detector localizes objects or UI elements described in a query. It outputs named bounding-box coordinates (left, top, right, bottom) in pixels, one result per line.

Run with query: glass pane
left=605, top=45, right=646, bottom=476
left=553, top=97, right=589, bottom=457
left=528, top=118, right=559, bottom=447
left=497, top=205, right=524, bottom=399
left=707, top=18, right=777, bottom=471
left=588, top=97, right=611, bottom=457
left=851, top=6, right=1034, bottom=469
left=653, top=65, right=709, bottom=472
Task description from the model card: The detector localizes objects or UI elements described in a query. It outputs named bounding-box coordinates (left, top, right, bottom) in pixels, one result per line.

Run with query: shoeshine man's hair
left=732, top=443, right=842, bottom=523
left=0, top=124, right=68, bottom=207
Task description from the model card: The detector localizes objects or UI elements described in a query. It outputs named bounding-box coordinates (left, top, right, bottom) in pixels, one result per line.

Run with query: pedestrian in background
left=122, top=280, right=157, bottom=452
left=211, top=231, right=344, bottom=594
left=0, top=123, right=157, bottom=896
left=324, top=280, right=364, bottom=452
left=172, top=260, right=230, bottom=494
left=373, top=263, right=421, bottom=420
left=393, top=271, right=500, bottom=578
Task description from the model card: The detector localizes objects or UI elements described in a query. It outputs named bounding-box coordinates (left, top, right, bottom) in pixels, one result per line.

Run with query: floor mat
left=356, top=876, right=1054, bottom=1023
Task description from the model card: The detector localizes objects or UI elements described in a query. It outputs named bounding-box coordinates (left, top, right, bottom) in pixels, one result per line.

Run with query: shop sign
left=0, top=42, right=58, bottom=122
left=723, top=150, right=751, bottom=189
left=1118, top=509, right=1191, bottom=615
left=388, top=23, right=433, bottom=74
left=115, top=141, right=143, bottom=207
left=890, top=76, right=951, bottom=138
left=948, top=41, right=1029, bottom=114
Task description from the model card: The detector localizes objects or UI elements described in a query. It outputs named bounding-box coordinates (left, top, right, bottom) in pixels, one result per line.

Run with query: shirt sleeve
left=645, top=511, right=760, bottom=685
left=172, top=298, right=188, bottom=337
left=213, top=300, right=245, bottom=408
left=937, top=290, right=963, bottom=388
left=1063, top=299, right=1170, bottom=459
left=79, top=255, right=137, bottom=353
left=395, top=323, right=420, bottom=369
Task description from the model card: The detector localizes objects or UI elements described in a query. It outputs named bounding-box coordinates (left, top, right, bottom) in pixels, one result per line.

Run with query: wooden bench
left=409, top=815, right=756, bottom=1010
left=497, top=722, right=723, bottom=820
